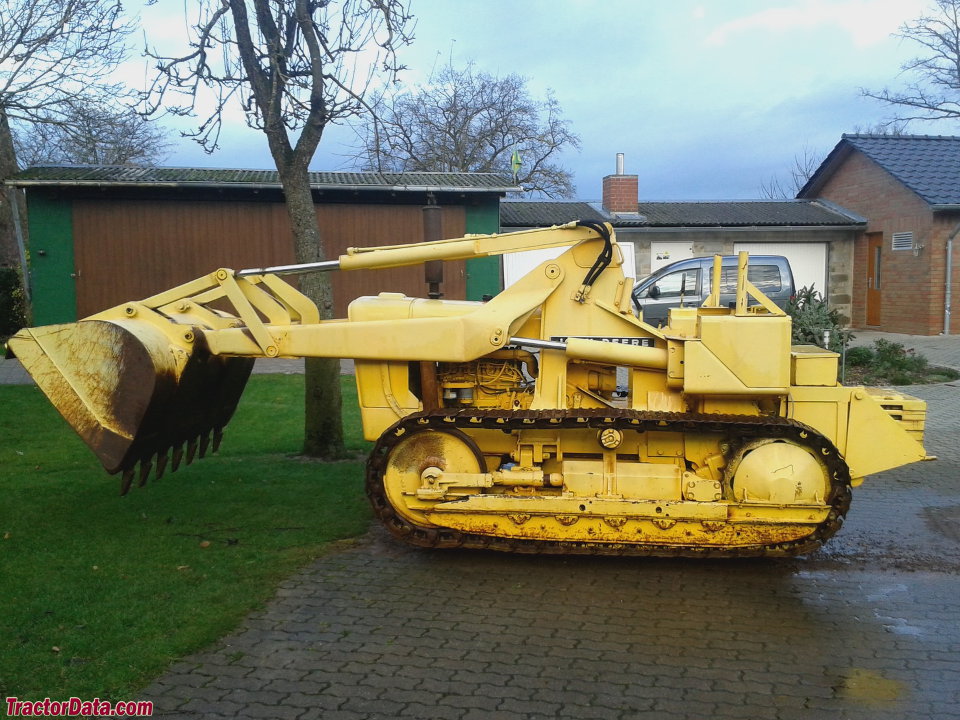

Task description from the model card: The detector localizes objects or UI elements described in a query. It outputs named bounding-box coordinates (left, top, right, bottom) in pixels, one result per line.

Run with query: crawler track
left=365, top=408, right=852, bottom=558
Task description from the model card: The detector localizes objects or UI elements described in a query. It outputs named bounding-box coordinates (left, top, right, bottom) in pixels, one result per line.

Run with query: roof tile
left=500, top=200, right=861, bottom=228
left=635, top=200, right=860, bottom=227
left=499, top=201, right=607, bottom=226
left=10, top=165, right=518, bottom=192
left=808, top=134, right=960, bottom=206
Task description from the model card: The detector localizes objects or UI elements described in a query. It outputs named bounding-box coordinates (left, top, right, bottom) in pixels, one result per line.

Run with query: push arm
left=236, top=222, right=609, bottom=276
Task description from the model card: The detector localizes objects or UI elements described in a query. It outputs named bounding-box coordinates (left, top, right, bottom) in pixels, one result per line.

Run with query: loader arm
left=87, top=221, right=614, bottom=361
left=6, top=222, right=620, bottom=487
left=237, top=221, right=607, bottom=274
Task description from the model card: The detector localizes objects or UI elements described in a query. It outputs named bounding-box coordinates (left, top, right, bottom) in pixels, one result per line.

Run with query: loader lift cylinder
left=419, top=198, right=445, bottom=407
left=422, top=198, right=444, bottom=299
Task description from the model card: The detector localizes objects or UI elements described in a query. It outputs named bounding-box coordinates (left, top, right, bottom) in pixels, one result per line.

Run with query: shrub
left=786, top=284, right=853, bottom=353
left=863, top=339, right=930, bottom=384
left=873, top=338, right=928, bottom=372
left=850, top=339, right=958, bottom=385
left=873, top=338, right=906, bottom=363
left=845, top=345, right=874, bottom=367
left=0, top=267, right=27, bottom=340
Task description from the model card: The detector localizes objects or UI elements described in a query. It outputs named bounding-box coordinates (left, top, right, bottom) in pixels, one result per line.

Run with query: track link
left=365, top=408, right=852, bottom=558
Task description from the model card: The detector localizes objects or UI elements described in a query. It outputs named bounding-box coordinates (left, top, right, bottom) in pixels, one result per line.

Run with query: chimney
left=602, top=153, right=638, bottom=213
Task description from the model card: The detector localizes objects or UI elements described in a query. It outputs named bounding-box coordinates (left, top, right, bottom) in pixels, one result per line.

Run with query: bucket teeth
left=172, top=445, right=184, bottom=472
left=120, top=467, right=135, bottom=495
left=138, top=459, right=153, bottom=488
left=186, top=437, right=198, bottom=465
left=9, top=325, right=254, bottom=479
left=213, top=427, right=224, bottom=453
left=199, top=432, right=211, bottom=459
left=156, top=450, right=168, bottom=480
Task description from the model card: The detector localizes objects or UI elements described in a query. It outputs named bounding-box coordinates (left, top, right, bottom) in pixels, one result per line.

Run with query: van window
left=651, top=268, right=699, bottom=298
left=719, top=265, right=782, bottom=294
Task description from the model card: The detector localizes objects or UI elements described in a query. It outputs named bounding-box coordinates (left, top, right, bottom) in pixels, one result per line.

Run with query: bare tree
left=758, top=175, right=791, bottom=201
left=0, top=0, right=133, bottom=268
left=848, top=122, right=909, bottom=135
left=759, top=145, right=824, bottom=199
left=862, top=0, right=960, bottom=124
left=13, top=100, right=171, bottom=167
left=353, top=61, right=580, bottom=198
left=143, top=0, right=413, bottom=459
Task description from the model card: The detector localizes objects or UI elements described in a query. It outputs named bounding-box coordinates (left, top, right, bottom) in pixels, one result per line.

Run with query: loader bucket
left=7, top=320, right=254, bottom=490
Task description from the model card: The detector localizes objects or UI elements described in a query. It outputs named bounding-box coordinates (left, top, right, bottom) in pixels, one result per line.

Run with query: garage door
left=733, top=242, right=828, bottom=298
left=503, top=242, right=636, bottom=288
left=70, top=200, right=467, bottom=318
left=650, top=241, right=694, bottom=273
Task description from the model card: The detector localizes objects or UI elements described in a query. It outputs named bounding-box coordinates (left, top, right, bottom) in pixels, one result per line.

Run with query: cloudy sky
left=135, top=0, right=942, bottom=202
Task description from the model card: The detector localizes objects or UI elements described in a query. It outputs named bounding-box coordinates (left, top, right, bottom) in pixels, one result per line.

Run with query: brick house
left=799, top=134, right=960, bottom=335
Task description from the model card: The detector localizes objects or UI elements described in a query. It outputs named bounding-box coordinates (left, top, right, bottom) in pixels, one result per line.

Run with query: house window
left=892, top=232, right=914, bottom=251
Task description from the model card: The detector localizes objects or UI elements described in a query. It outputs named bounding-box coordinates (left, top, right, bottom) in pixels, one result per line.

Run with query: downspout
left=946, top=223, right=960, bottom=335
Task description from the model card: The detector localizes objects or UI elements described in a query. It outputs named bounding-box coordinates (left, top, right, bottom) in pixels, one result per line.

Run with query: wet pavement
left=137, top=381, right=960, bottom=719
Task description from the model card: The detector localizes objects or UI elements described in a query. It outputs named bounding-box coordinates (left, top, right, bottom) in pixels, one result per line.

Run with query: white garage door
left=650, top=241, right=695, bottom=273
left=503, top=242, right=636, bottom=288
left=734, top=242, right=828, bottom=297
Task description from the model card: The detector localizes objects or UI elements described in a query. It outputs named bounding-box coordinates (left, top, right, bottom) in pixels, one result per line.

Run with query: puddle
left=923, top=506, right=960, bottom=542
left=834, top=668, right=906, bottom=704
left=865, top=583, right=907, bottom=602
left=883, top=623, right=924, bottom=636
left=874, top=610, right=924, bottom=636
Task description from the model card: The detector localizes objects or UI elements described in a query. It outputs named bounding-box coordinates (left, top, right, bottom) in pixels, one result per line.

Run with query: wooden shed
left=9, top=166, right=516, bottom=325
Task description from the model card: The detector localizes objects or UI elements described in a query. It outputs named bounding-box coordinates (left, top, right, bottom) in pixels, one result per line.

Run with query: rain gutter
left=3, top=179, right=520, bottom=194
left=621, top=224, right=863, bottom=233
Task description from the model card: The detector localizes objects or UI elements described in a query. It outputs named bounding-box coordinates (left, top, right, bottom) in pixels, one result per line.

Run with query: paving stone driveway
left=141, top=382, right=960, bottom=720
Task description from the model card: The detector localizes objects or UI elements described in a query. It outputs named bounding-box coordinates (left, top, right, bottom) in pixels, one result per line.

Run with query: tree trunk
left=277, top=165, right=345, bottom=459
left=0, top=110, right=22, bottom=268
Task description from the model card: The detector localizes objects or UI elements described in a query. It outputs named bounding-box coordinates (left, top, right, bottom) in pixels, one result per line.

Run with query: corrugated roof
left=9, top=165, right=518, bottom=192
left=801, top=134, right=960, bottom=206
left=636, top=200, right=862, bottom=227
left=499, top=201, right=608, bottom=227
left=500, top=200, right=862, bottom=228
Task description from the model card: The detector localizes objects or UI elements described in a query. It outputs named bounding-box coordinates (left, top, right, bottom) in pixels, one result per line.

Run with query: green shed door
left=27, top=194, right=76, bottom=325
left=464, top=199, right=501, bottom=300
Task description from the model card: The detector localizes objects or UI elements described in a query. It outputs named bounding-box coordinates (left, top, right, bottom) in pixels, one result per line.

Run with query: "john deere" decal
left=550, top=336, right=656, bottom=347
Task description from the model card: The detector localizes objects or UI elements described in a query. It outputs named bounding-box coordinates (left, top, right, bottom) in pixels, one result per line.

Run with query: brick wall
left=816, top=151, right=957, bottom=335
left=602, top=175, right=639, bottom=213
left=930, top=212, right=960, bottom=334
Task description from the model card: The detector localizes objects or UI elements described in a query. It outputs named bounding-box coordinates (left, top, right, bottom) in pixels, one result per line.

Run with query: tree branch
left=863, top=0, right=960, bottom=125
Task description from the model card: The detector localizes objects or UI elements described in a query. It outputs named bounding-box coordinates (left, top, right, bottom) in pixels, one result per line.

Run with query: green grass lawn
left=0, top=374, right=372, bottom=700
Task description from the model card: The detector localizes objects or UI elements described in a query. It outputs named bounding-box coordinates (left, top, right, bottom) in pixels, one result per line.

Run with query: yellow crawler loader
left=7, top=222, right=931, bottom=557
